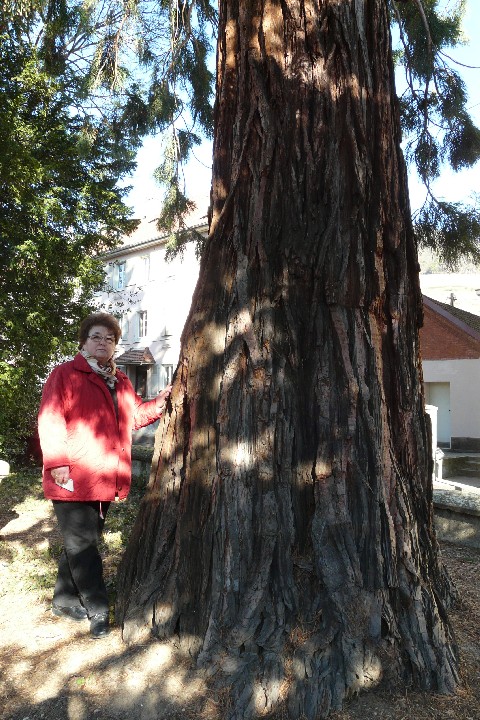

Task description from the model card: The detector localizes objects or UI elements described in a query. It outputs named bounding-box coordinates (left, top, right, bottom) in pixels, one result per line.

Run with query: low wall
left=442, top=453, right=480, bottom=479
left=451, top=437, right=480, bottom=453
left=433, top=480, right=480, bottom=549
left=131, top=445, right=154, bottom=481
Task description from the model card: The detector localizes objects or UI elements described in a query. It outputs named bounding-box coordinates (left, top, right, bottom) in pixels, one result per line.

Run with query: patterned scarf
left=80, top=349, right=118, bottom=388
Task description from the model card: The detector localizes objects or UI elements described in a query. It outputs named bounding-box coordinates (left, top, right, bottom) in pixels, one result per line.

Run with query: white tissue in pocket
left=55, top=478, right=74, bottom=492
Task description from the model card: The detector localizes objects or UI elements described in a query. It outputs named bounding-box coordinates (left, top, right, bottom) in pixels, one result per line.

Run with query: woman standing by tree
left=38, top=313, right=171, bottom=638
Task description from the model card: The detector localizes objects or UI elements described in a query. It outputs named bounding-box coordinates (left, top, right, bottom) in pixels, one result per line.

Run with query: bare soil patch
left=0, top=470, right=479, bottom=720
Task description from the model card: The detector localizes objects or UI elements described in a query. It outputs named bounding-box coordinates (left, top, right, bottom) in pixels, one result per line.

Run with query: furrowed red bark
left=116, top=2, right=459, bottom=718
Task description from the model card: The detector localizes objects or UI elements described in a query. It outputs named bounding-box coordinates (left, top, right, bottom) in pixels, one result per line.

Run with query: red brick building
left=420, top=296, right=480, bottom=451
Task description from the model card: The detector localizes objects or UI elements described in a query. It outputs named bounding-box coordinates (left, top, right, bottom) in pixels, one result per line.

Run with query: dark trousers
left=52, top=500, right=110, bottom=617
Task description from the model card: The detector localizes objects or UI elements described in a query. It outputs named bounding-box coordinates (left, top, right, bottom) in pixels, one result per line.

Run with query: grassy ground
left=0, top=467, right=142, bottom=609
left=0, top=468, right=479, bottom=720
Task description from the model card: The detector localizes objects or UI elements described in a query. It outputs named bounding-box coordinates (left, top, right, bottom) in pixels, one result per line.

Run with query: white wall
left=96, top=235, right=200, bottom=398
left=423, top=358, right=480, bottom=442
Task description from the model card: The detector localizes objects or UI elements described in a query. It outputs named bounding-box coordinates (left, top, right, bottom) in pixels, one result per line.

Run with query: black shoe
left=52, top=604, right=88, bottom=621
left=90, top=613, right=110, bottom=639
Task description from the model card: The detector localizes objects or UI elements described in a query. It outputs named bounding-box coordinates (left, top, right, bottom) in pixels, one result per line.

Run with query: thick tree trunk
left=117, top=1, right=459, bottom=717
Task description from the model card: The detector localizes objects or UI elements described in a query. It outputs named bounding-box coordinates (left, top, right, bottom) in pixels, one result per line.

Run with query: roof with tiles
left=421, top=296, right=480, bottom=360
left=424, top=296, right=480, bottom=335
left=115, top=347, right=155, bottom=365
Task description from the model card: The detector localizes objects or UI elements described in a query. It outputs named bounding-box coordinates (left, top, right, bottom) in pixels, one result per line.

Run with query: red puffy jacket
left=38, top=353, right=164, bottom=501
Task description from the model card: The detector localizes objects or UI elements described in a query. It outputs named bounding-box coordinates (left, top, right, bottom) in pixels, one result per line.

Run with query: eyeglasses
left=88, top=334, right=116, bottom=345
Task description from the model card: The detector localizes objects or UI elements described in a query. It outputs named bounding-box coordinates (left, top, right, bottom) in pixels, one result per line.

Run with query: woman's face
left=82, top=324, right=117, bottom=363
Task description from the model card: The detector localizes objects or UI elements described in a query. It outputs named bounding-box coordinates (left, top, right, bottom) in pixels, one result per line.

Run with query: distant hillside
left=418, top=248, right=479, bottom=275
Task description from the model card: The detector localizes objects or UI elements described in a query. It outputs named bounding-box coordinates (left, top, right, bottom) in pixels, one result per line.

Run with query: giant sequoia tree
left=117, top=1, right=461, bottom=717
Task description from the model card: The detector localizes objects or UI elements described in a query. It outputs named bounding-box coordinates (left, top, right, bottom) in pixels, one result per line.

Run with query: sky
left=125, top=3, right=480, bottom=225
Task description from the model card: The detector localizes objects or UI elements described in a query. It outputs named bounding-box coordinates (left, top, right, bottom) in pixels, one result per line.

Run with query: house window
left=104, top=263, right=114, bottom=291
left=138, top=311, right=147, bottom=338
left=162, top=364, right=173, bottom=387
left=118, top=314, right=129, bottom=341
left=150, top=364, right=160, bottom=395
left=140, top=255, right=150, bottom=284
left=115, top=261, right=126, bottom=290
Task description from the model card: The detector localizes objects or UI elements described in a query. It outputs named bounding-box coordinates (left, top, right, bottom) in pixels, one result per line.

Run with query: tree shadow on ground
left=0, top=470, right=211, bottom=720
left=1, top=629, right=209, bottom=720
left=0, top=469, right=43, bottom=531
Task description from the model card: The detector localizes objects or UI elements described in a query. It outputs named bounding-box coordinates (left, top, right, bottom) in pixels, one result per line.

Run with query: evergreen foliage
left=0, top=1, right=215, bottom=460
left=0, top=23, right=137, bottom=459
left=147, top=1, right=480, bottom=267
left=391, top=0, right=480, bottom=266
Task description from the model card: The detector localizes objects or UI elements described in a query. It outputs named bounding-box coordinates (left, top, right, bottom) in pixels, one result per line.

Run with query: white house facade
left=95, top=219, right=206, bottom=438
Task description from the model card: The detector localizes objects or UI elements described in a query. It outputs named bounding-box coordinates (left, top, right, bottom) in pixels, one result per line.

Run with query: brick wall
left=420, top=304, right=480, bottom=360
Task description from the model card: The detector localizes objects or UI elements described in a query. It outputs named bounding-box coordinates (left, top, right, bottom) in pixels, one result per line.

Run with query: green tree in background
left=0, top=0, right=215, bottom=460
left=392, top=0, right=480, bottom=265
left=0, top=28, right=137, bottom=459
left=0, top=0, right=213, bottom=457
